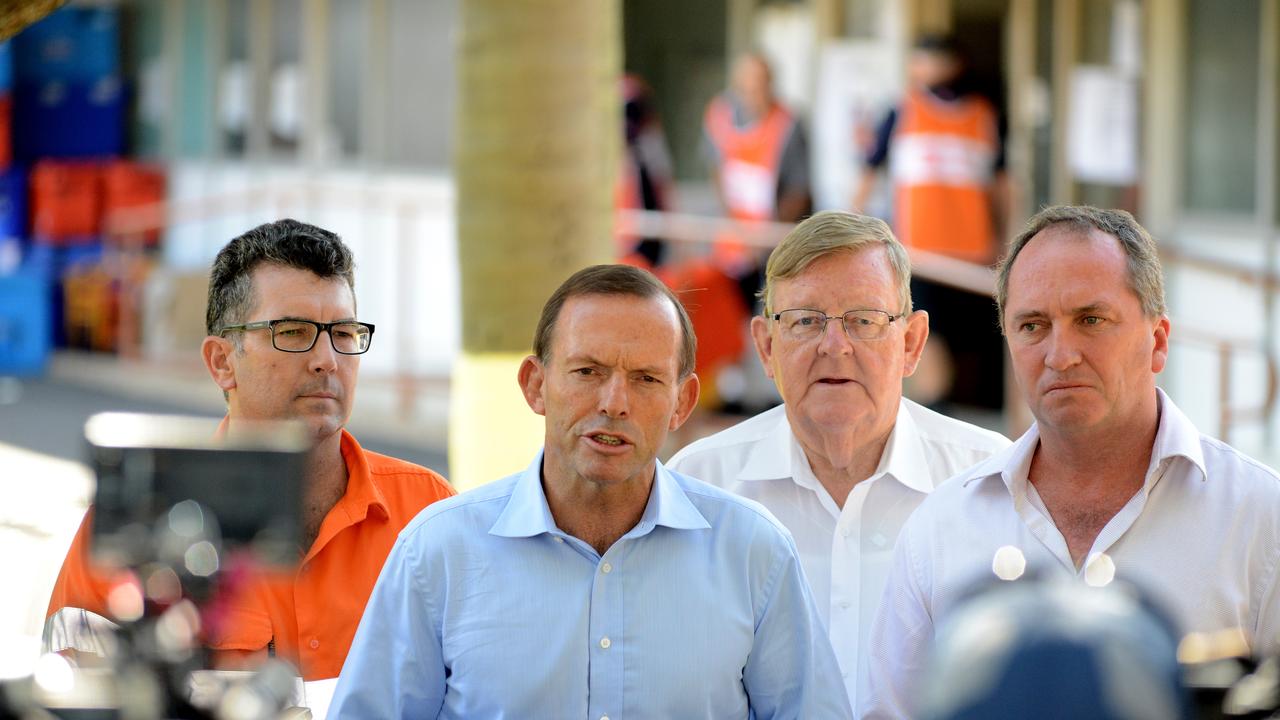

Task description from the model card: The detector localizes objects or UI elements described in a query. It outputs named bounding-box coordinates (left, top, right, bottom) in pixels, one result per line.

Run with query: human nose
left=816, top=315, right=855, bottom=356
left=598, top=372, right=630, bottom=418
left=1043, top=325, right=1082, bottom=371
left=308, top=329, right=340, bottom=373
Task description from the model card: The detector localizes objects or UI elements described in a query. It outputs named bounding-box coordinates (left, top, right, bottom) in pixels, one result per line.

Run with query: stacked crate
left=0, top=7, right=166, bottom=367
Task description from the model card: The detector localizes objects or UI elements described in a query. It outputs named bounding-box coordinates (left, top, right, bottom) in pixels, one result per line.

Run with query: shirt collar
left=735, top=400, right=935, bottom=494
left=961, top=422, right=1039, bottom=490
left=870, top=400, right=935, bottom=494
left=336, top=429, right=391, bottom=521
left=489, top=451, right=711, bottom=539
left=215, top=417, right=390, bottom=520
left=1148, top=388, right=1208, bottom=482
left=960, top=388, right=1209, bottom=489
left=735, top=406, right=795, bottom=481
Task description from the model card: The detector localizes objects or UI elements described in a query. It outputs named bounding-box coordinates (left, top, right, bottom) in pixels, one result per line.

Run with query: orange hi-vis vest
left=703, top=96, right=795, bottom=274
left=890, top=90, right=999, bottom=264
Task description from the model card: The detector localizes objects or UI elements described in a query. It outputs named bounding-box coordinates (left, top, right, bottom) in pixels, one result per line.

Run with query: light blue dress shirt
left=328, top=452, right=851, bottom=719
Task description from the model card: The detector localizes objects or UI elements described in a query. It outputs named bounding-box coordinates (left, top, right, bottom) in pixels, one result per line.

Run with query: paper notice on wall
left=1067, top=66, right=1138, bottom=186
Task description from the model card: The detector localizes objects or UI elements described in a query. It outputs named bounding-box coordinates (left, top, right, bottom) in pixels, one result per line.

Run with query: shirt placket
left=829, top=481, right=871, bottom=697
left=1078, top=460, right=1167, bottom=578
left=586, top=540, right=626, bottom=720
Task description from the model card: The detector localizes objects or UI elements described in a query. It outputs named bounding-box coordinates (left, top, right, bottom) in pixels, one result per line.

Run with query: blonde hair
left=761, top=211, right=912, bottom=315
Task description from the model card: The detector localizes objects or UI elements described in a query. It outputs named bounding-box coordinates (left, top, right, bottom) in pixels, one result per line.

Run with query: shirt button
left=839, top=601, right=851, bottom=610
left=601, top=562, right=613, bottom=574
left=601, top=716, right=610, bottom=720
left=599, top=637, right=611, bottom=649
left=554, top=537, right=564, bottom=543
left=871, top=533, right=887, bottom=547
left=840, top=525, right=852, bottom=538
left=309, top=639, right=319, bottom=650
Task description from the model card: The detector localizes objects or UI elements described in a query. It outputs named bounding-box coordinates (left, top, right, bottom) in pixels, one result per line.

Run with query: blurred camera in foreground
left=920, top=572, right=1192, bottom=720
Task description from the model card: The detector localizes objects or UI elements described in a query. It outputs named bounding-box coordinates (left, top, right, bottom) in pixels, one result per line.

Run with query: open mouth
left=591, top=433, right=626, bottom=446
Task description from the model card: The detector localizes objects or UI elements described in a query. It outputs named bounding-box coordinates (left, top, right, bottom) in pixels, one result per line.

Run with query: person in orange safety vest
left=853, top=34, right=1010, bottom=412
left=702, top=53, right=811, bottom=304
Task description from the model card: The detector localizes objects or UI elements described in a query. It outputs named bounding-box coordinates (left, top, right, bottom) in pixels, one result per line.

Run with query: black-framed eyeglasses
left=218, top=319, right=376, bottom=355
left=771, top=308, right=904, bottom=342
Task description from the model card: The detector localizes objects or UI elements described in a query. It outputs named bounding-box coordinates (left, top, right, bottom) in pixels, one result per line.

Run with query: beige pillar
left=450, top=0, right=620, bottom=490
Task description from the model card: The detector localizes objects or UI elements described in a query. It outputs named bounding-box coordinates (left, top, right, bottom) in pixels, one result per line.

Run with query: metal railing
left=84, top=193, right=1280, bottom=442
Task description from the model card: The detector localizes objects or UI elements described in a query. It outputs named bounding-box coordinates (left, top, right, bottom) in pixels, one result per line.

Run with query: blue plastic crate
left=13, top=77, right=124, bottom=161
left=0, top=166, right=24, bottom=243
left=0, top=270, right=52, bottom=376
left=13, top=6, right=118, bottom=85
left=0, top=41, right=11, bottom=93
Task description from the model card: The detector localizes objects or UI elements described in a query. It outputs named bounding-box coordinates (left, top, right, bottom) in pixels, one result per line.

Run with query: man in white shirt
left=861, top=205, right=1280, bottom=719
left=667, top=210, right=1010, bottom=708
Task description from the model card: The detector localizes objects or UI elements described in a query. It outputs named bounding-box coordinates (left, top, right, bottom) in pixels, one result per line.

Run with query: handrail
left=1159, top=244, right=1280, bottom=291
left=92, top=190, right=1279, bottom=442
left=617, top=208, right=1279, bottom=442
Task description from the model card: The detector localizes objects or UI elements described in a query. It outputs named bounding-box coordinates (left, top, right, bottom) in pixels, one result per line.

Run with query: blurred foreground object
left=85, top=412, right=307, bottom=571
left=921, top=576, right=1191, bottom=720
left=2, top=413, right=312, bottom=719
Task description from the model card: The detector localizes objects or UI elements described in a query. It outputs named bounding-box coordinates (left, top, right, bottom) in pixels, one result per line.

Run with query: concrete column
left=450, top=0, right=620, bottom=490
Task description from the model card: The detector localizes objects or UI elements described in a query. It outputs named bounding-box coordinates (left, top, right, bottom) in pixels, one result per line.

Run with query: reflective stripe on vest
left=891, top=91, right=998, bottom=263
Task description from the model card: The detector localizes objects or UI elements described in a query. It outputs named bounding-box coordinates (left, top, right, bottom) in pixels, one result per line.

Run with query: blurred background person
left=702, top=51, right=810, bottom=308
left=616, top=73, right=676, bottom=269
left=853, top=34, right=1008, bottom=414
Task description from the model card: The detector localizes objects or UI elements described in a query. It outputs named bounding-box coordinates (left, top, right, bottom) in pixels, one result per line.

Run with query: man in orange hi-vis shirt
left=44, top=219, right=455, bottom=686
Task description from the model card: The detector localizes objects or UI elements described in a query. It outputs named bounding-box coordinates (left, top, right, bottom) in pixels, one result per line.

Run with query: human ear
left=202, top=336, right=238, bottom=393
left=669, top=373, right=701, bottom=431
left=750, top=315, right=776, bottom=379
left=517, top=355, right=548, bottom=416
left=1151, top=315, right=1171, bottom=374
left=901, top=310, right=930, bottom=377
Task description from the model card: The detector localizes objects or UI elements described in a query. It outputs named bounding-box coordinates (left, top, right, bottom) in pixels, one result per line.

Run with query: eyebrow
left=275, top=315, right=359, bottom=323
left=564, top=354, right=671, bottom=377
left=1010, top=303, right=1114, bottom=324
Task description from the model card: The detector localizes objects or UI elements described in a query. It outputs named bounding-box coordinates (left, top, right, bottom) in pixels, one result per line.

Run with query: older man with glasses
left=668, top=210, right=1011, bottom=710
left=44, top=219, right=454, bottom=691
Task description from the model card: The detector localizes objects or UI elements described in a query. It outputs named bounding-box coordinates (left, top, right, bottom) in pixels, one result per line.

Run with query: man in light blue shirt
left=329, top=264, right=851, bottom=719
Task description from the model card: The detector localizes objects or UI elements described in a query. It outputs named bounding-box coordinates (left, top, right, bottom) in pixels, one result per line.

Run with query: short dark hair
left=533, top=264, right=697, bottom=379
left=206, top=219, right=356, bottom=336
left=914, top=33, right=965, bottom=60
left=996, top=205, right=1166, bottom=325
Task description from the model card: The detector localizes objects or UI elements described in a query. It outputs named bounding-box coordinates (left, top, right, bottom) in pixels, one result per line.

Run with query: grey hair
left=996, top=205, right=1166, bottom=325
left=761, top=210, right=912, bottom=315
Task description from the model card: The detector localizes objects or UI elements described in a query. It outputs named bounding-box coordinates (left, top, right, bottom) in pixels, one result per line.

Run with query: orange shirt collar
left=214, top=416, right=390, bottom=522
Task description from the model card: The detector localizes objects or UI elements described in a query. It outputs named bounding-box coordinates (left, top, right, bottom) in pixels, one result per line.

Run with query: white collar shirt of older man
left=860, top=388, right=1280, bottom=720
left=666, top=397, right=1011, bottom=709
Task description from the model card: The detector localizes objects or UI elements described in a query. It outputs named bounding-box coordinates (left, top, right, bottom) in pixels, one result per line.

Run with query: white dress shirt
left=861, top=389, right=1280, bottom=719
left=667, top=398, right=1011, bottom=709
